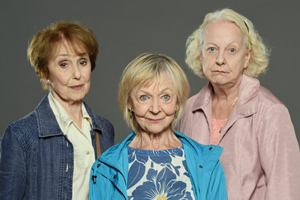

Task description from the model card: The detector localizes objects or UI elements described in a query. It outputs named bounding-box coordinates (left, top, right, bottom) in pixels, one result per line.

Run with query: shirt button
left=199, top=165, right=203, bottom=168
left=209, top=147, right=212, bottom=150
left=113, top=175, right=116, bottom=179
left=86, top=152, right=90, bottom=155
left=97, top=164, right=101, bottom=168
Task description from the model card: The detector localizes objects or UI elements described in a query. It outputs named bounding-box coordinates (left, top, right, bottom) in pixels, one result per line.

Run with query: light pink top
left=211, top=118, right=227, bottom=145
left=177, top=75, right=300, bottom=200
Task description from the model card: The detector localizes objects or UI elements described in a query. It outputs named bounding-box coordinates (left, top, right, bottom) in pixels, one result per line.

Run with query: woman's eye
left=229, top=48, right=236, bottom=53
left=162, top=95, right=170, bottom=101
left=80, top=59, right=88, bottom=66
left=208, top=47, right=216, bottom=52
left=59, top=62, right=68, bottom=68
left=139, top=95, right=148, bottom=101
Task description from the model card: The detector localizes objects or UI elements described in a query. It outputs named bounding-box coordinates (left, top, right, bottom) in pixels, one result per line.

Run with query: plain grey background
left=1, top=0, right=299, bottom=144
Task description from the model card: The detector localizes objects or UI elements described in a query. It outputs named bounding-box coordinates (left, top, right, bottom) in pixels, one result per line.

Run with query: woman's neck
left=51, top=91, right=83, bottom=128
left=129, top=129, right=182, bottom=150
left=211, top=81, right=240, bottom=120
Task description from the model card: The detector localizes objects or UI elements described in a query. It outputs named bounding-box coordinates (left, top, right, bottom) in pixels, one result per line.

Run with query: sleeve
left=257, top=104, right=300, bottom=199
left=0, top=126, right=26, bottom=200
left=208, top=161, right=228, bottom=200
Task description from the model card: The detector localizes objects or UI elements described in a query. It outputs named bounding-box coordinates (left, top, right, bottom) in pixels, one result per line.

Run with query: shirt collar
left=191, top=74, right=259, bottom=117
left=48, top=92, right=92, bottom=134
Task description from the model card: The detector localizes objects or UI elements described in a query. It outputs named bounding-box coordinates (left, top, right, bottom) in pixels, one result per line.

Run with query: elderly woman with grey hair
left=177, top=8, right=300, bottom=200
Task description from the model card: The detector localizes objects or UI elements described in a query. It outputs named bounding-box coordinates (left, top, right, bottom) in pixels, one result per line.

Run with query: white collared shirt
left=48, top=92, right=95, bottom=200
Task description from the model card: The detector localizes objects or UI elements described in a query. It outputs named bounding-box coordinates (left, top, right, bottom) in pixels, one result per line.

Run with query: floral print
left=127, top=146, right=194, bottom=200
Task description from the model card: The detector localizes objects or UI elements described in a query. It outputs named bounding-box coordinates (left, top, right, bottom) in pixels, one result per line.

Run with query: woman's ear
left=244, top=50, right=252, bottom=69
left=199, top=54, right=202, bottom=64
left=41, top=71, right=48, bottom=82
left=127, top=102, right=133, bottom=111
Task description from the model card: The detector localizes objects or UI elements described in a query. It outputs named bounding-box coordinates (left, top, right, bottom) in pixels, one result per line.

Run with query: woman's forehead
left=134, top=73, right=175, bottom=92
left=52, top=39, right=87, bottom=56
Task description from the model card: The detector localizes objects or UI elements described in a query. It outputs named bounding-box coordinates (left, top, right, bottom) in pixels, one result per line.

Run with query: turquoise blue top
left=89, top=131, right=228, bottom=200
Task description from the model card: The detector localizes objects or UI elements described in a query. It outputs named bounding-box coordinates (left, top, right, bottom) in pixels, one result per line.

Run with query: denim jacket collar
left=35, top=93, right=104, bottom=138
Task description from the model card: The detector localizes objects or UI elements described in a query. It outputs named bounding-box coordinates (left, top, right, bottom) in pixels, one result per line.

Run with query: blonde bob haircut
left=186, top=8, right=270, bottom=78
left=27, top=21, right=98, bottom=90
left=118, top=53, right=190, bottom=132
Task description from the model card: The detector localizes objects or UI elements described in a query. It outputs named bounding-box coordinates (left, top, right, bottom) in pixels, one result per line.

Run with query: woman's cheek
left=133, top=104, right=149, bottom=117
left=161, top=104, right=177, bottom=116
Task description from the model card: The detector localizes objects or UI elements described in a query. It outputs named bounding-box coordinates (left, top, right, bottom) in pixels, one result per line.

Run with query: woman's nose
left=149, top=98, right=161, bottom=114
left=216, top=51, right=225, bottom=66
left=72, top=65, right=81, bottom=79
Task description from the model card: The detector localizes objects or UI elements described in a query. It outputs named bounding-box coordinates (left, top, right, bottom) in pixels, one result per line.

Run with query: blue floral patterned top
left=127, top=146, right=195, bottom=200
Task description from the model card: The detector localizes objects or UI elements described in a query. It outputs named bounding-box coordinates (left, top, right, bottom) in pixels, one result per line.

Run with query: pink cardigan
left=178, top=74, right=300, bottom=200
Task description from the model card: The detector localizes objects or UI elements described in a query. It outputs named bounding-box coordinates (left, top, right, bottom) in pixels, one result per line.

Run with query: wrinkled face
left=201, top=21, right=250, bottom=87
left=129, top=73, right=178, bottom=135
left=46, top=40, right=91, bottom=104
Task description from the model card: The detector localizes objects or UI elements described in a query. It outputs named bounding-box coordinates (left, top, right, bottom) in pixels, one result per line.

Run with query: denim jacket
left=89, top=131, right=228, bottom=200
left=0, top=94, right=114, bottom=200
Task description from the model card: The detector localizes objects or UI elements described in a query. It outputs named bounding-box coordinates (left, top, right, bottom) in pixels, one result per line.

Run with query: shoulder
left=2, top=110, right=38, bottom=152
left=8, top=111, right=37, bottom=131
left=242, top=75, right=285, bottom=109
left=184, top=93, right=199, bottom=113
left=252, top=86, right=296, bottom=141
left=186, top=86, right=208, bottom=106
left=184, top=83, right=212, bottom=113
left=84, top=102, right=114, bottom=131
left=186, top=92, right=201, bottom=104
left=181, top=91, right=203, bottom=120
left=239, top=76, right=290, bottom=119
left=256, top=86, right=291, bottom=119
left=93, top=113, right=114, bottom=129
left=258, top=86, right=284, bottom=106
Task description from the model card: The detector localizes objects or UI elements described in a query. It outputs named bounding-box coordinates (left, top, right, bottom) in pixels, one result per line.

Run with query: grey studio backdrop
left=1, top=0, right=299, bottom=145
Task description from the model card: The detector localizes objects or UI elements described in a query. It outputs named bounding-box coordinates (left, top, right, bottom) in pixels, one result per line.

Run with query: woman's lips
left=70, top=84, right=84, bottom=90
left=148, top=118, right=163, bottom=123
left=214, top=70, right=226, bottom=73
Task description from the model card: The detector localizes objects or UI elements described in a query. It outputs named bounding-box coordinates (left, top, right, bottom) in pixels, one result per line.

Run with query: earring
left=46, top=80, right=50, bottom=84
left=128, top=107, right=133, bottom=118
left=175, top=107, right=178, bottom=118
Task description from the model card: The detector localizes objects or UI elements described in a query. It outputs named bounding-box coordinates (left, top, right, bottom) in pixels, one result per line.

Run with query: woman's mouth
left=70, top=84, right=84, bottom=90
left=215, top=70, right=226, bottom=73
left=148, top=118, right=162, bottom=123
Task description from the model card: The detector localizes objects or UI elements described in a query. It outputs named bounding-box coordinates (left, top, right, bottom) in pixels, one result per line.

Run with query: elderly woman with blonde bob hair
left=0, top=21, right=114, bottom=200
left=89, top=53, right=228, bottom=200
left=177, top=8, right=300, bottom=200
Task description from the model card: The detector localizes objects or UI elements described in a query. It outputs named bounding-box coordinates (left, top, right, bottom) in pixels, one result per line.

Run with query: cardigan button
left=199, top=165, right=203, bottom=168
left=97, top=164, right=100, bottom=168
left=209, top=147, right=212, bottom=150
left=113, top=175, right=116, bottom=179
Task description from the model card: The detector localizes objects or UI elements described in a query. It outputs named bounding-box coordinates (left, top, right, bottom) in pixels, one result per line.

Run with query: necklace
left=213, top=97, right=238, bottom=133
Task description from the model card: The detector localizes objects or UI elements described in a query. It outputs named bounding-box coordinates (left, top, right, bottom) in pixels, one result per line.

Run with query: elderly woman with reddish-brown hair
left=0, top=21, right=114, bottom=200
